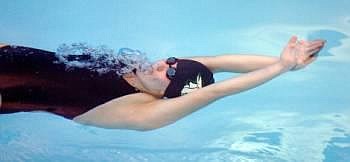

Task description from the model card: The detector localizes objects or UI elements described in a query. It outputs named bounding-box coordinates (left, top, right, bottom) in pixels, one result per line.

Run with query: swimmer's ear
left=122, top=72, right=138, bottom=87
left=122, top=72, right=137, bottom=79
left=122, top=69, right=138, bottom=79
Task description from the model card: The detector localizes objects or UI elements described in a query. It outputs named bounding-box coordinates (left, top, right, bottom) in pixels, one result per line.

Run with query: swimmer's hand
left=279, top=36, right=326, bottom=71
left=291, top=39, right=326, bottom=71
left=279, top=36, right=299, bottom=71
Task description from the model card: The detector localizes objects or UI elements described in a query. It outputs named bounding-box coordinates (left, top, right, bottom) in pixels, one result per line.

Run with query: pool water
left=1, top=0, right=350, bottom=161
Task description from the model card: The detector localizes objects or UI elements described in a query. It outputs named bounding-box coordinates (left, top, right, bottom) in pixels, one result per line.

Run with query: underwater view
left=1, top=0, right=350, bottom=161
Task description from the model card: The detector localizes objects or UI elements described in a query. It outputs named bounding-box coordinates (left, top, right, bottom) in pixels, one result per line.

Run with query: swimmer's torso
left=0, top=46, right=137, bottom=119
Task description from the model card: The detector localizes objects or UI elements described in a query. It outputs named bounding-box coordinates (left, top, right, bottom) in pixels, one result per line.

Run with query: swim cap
left=163, top=59, right=215, bottom=98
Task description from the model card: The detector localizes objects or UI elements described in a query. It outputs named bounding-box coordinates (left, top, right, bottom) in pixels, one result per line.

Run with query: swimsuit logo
left=181, top=74, right=203, bottom=96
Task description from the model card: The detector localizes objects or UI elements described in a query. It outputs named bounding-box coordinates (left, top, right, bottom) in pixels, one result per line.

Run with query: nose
left=153, top=60, right=168, bottom=72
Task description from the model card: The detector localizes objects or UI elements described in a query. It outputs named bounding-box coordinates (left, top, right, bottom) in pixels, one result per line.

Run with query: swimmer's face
left=134, top=59, right=178, bottom=97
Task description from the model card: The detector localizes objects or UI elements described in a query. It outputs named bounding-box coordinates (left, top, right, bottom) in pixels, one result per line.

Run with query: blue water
left=1, top=0, right=350, bottom=161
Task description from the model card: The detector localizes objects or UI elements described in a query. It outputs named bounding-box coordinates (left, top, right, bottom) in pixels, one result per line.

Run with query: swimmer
left=0, top=36, right=326, bottom=131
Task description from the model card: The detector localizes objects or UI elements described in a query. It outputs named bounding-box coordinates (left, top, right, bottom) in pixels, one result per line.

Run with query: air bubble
left=55, top=43, right=153, bottom=76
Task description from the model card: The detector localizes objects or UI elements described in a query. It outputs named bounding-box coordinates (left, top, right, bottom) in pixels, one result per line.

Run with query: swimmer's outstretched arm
left=74, top=59, right=290, bottom=131
left=188, top=55, right=279, bottom=73
left=188, top=39, right=325, bottom=73
left=74, top=36, right=320, bottom=131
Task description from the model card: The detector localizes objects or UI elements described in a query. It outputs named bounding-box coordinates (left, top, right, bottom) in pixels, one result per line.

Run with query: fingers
left=309, top=40, right=325, bottom=48
left=305, top=54, right=318, bottom=65
left=306, top=44, right=323, bottom=52
left=287, top=37, right=324, bottom=71
left=291, top=54, right=318, bottom=71
left=307, top=47, right=322, bottom=56
left=288, top=36, right=298, bottom=47
left=305, top=40, right=325, bottom=54
left=311, top=39, right=326, bottom=43
left=298, top=39, right=325, bottom=47
left=289, top=36, right=298, bottom=42
left=303, top=39, right=326, bottom=45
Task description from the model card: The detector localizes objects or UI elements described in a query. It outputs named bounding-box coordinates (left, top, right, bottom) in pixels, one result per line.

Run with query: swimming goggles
left=132, top=57, right=177, bottom=80
left=165, top=57, right=177, bottom=80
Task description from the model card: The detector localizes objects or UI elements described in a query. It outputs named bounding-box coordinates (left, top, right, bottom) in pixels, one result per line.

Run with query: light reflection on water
left=1, top=109, right=349, bottom=161
left=206, top=110, right=350, bottom=161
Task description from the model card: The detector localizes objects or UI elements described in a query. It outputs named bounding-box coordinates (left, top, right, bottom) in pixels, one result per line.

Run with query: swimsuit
left=0, top=45, right=137, bottom=119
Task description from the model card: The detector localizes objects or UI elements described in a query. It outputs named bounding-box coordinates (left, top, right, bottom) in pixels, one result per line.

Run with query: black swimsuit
left=0, top=45, right=137, bottom=119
